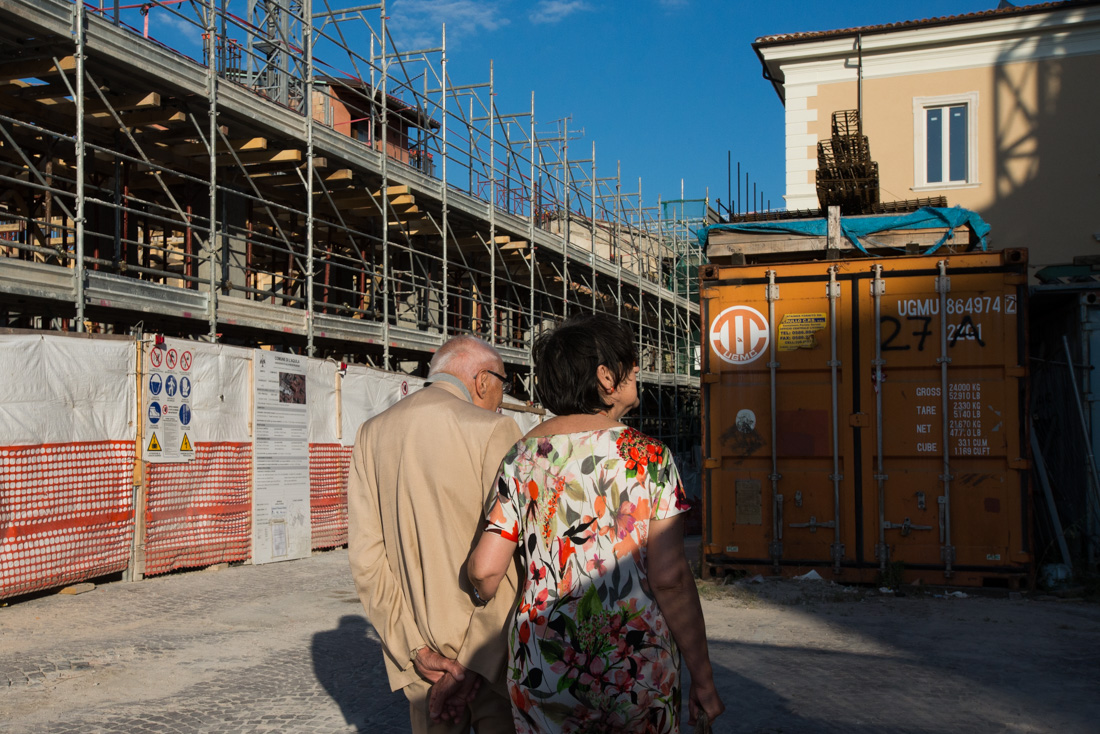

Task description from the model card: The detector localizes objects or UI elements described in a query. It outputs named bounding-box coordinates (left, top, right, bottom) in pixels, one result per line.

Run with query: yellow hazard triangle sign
left=180, top=434, right=192, bottom=452
left=147, top=433, right=162, bottom=452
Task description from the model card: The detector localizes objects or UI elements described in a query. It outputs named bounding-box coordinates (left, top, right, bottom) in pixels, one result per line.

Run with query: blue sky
left=399, top=0, right=998, bottom=216
left=140, top=0, right=1000, bottom=216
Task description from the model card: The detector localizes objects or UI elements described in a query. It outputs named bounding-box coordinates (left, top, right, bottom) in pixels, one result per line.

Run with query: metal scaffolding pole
left=590, top=141, right=596, bottom=312
left=73, top=3, right=86, bottom=332
left=616, top=164, right=624, bottom=321
left=206, top=0, right=219, bottom=342
left=528, top=90, right=536, bottom=387
left=305, top=0, right=315, bottom=356
left=441, top=24, right=448, bottom=338
left=488, top=60, right=496, bottom=345
left=380, top=0, right=389, bottom=367
left=561, top=118, right=569, bottom=318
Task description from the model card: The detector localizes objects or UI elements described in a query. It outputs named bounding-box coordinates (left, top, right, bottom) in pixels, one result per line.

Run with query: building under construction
left=0, top=0, right=707, bottom=449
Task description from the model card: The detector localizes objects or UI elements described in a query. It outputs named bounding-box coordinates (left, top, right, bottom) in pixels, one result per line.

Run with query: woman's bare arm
left=648, top=515, right=725, bottom=725
left=467, top=531, right=517, bottom=602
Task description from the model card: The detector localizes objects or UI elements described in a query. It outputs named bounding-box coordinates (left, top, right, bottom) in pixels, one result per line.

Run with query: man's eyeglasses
left=483, top=369, right=511, bottom=395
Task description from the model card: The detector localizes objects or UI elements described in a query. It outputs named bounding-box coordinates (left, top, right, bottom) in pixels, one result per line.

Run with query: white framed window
left=913, top=92, right=979, bottom=190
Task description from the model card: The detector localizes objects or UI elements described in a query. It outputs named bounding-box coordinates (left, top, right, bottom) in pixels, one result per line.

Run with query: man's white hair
left=428, top=335, right=501, bottom=380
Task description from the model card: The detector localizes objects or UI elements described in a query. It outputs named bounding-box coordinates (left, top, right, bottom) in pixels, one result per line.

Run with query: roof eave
left=752, top=0, right=1096, bottom=48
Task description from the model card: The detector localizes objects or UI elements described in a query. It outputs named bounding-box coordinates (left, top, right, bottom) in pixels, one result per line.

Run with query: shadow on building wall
left=984, top=12, right=1100, bottom=265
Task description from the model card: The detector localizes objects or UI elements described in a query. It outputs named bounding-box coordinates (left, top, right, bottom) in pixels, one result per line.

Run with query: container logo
left=710, top=305, right=770, bottom=364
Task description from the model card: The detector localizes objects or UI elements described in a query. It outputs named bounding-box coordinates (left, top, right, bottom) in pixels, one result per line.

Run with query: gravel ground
left=1, top=546, right=1098, bottom=733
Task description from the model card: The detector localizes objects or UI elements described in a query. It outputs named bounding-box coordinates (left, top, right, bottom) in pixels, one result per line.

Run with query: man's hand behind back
left=429, top=670, right=482, bottom=722
left=414, top=648, right=481, bottom=721
left=413, top=647, right=466, bottom=685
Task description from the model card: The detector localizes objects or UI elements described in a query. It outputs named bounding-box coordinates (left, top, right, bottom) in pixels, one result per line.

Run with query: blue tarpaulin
left=696, top=206, right=990, bottom=255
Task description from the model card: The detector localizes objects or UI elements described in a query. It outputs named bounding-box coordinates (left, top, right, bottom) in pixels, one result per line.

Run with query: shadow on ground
left=312, top=615, right=405, bottom=731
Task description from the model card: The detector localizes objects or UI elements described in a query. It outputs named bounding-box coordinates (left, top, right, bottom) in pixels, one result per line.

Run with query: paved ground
left=2, top=546, right=1098, bottom=733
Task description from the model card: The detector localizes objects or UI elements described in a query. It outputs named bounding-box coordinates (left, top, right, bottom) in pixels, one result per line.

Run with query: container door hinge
left=1007, top=366, right=1027, bottom=378
left=701, top=287, right=720, bottom=299
left=704, top=458, right=721, bottom=469
left=1009, top=458, right=1030, bottom=470
left=789, top=515, right=836, bottom=533
left=702, top=373, right=720, bottom=384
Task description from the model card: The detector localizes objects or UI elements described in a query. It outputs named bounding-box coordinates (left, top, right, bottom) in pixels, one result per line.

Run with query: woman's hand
left=688, top=678, right=725, bottom=726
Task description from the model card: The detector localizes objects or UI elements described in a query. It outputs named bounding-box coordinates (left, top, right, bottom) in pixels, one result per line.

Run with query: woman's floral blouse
left=484, top=426, right=692, bottom=734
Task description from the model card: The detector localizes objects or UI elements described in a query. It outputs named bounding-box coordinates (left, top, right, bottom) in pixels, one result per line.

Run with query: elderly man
left=348, top=335, right=522, bottom=733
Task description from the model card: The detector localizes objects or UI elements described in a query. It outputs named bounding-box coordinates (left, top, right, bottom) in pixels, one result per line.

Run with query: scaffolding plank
left=220, top=148, right=302, bottom=166
left=87, top=108, right=187, bottom=129
left=0, top=54, right=74, bottom=84
left=174, top=137, right=268, bottom=156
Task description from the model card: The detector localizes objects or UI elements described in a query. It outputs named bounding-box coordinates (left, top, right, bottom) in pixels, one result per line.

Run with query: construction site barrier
left=0, top=331, right=547, bottom=598
left=0, top=441, right=134, bottom=598
left=143, top=442, right=253, bottom=577
left=309, top=444, right=352, bottom=550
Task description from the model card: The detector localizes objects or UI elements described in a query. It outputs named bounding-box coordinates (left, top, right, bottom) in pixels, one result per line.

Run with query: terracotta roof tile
left=754, top=1, right=1095, bottom=45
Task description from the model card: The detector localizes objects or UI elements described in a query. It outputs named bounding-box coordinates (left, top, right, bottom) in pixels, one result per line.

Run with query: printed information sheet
left=252, top=350, right=311, bottom=564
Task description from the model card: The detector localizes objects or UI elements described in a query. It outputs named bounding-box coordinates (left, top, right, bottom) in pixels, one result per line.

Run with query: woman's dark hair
left=532, top=312, right=638, bottom=416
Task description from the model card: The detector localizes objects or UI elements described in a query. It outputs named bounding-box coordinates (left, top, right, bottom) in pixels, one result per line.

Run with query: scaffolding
left=0, top=0, right=702, bottom=452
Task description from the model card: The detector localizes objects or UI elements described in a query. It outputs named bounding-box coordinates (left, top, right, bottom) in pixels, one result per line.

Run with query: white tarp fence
left=1, top=332, right=544, bottom=452
left=180, top=340, right=252, bottom=444
left=339, top=366, right=427, bottom=447
left=0, top=333, right=135, bottom=445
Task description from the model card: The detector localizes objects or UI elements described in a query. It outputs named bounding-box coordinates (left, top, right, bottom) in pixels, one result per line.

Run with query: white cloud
left=529, top=1, right=591, bottom=25
left=387, top=0, right=511, bottom=50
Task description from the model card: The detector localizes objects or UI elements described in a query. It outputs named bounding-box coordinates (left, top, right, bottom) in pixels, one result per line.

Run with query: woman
left=468, top=313, right=724, bottom=733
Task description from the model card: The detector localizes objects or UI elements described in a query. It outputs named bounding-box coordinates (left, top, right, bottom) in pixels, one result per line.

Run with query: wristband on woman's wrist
left=472, top=586, right=488, bottom=606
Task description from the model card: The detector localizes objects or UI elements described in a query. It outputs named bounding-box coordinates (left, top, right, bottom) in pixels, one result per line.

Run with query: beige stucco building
left=754, top=0, right=1100, bottom=273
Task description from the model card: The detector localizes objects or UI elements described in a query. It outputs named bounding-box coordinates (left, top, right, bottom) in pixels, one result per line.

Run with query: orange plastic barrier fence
left=310, top=443, right=351, bottom=550
left=144, top=442, right=251, bottom=576
left=0, top=441, right=135, bottom=600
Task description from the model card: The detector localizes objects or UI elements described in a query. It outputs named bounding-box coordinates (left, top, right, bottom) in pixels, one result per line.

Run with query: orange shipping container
left=700, top=250, right=1030, bottom=588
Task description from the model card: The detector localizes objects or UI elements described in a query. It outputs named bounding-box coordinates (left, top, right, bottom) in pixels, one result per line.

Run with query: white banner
left=307, top=359, right=339, bottom=445
left=339, top=366, right=426, bottom=447
left=186, top=342, right=252, bottom=444
left=252, top=350, right=311, bottom=564
left=0, top=333, right=135, bottom=446
left=337, top=366, right=543, bottom=446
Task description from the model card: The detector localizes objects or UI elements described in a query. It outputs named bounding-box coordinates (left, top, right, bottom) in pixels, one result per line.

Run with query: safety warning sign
left=143, top=337, right=196, bottom=463
left=778, top=312, right=827, bottom=351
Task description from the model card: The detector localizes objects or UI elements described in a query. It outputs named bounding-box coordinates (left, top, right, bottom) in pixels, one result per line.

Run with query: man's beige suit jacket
left=348, top=380, right=522, bottom=692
